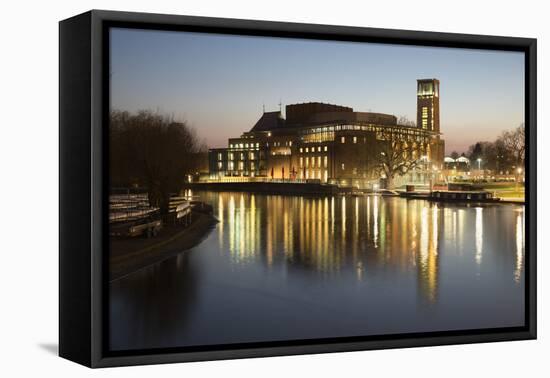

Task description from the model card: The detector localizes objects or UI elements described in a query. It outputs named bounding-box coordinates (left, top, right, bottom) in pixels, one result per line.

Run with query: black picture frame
left=59, top=9, right=537, bottom=368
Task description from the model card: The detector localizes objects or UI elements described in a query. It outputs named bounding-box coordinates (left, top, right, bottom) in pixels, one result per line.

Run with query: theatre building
left=207, top=79, right=445, bottom=188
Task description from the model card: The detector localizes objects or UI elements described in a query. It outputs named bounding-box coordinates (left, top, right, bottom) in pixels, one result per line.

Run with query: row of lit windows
left=302, top=169, right=328, bottom=182
left=299, top=145, right=328, bottom=153
left=223, top=152, right=260, bottom=161
left=299, top=156, right=328, bottom=168
left=224, top=161, right=258, bottom=171
left=301, top=124, right=434, bottom=137
left=229, top=142, right=260, bottom=149
left=302, top=131, right=335, bottom=143
left=421, top=107, right=429, bottom=130
left=340, top=136, right=366, bottom=144
left=272, top=141, right=292, bottom=147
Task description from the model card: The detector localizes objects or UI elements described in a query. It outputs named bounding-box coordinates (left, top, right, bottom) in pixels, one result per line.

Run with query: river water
left=109, top=191, right=525, bottom=351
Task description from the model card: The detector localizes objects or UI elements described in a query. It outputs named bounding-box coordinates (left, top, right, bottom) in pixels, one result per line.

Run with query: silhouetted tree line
left=110, top=110, right=207, bottom=214
left=461, top=123, right=525, bottom=173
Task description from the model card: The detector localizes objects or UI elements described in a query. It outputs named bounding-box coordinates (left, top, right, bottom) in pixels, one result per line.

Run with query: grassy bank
left=476, top=183, right=525, bottom=201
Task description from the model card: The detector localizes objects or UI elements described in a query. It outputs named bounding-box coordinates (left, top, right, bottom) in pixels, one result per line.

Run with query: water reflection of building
left=213, top=193, right=442, bottom=298
left=208, top=79, right=444, bottom=188
left=514, top=210, right=524, bottom=283
left=414, top=203, right=440, bottom=304
left=205, top=191, right=526, bottom=308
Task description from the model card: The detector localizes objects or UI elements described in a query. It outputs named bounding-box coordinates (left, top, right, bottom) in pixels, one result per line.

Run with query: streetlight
left=477, top=158, right=482, bottom=170
left=516, top=167, right=523, bottom=193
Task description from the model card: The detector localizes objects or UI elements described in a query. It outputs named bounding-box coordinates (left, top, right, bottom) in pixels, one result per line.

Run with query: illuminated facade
left=417, top=78, right=440, bottom=133
left=208, top=79, right=445, bottom=188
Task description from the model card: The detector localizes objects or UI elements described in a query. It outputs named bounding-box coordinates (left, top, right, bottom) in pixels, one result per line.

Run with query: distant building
left=443, top=156, right=471, bottom=180
left=207, top=79, right=445, bottom=188
left=444, top=156, right=470, bottom=170
left=417, top=78, right=440, bottom=134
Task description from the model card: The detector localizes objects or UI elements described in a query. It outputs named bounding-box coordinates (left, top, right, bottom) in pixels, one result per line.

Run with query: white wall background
left=0, top=0, right=546, bottom=376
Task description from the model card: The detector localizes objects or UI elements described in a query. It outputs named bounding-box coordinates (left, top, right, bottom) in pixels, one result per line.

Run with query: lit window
left=306, top=147, right=309, bottom=153
left=238, top=161, right=244, bottom=170
left=324, top=146, right=328, bottom=152
left=228, top=161, right=234, bottom=170
left=240, top=153, right=244, bottom=160
left=421, top=107, right=429, bottom=130
left=289, top=141, right=293, bottom=146
left=250, top=152, right=255, bottom=160
left=318, top=146, right=321, bottom=152
left=300, top=157, right=303, bottom=167
left=341, top=136, right=345, bottom=144
left=229, top=153, right=234, bottom=161
left=217, top=162, right=222, bottom=169
left=353, top=136, right=357, bottom=144
left=306, top=157, right=309, bottom=168
left=239, top=143, right=244, bottom=148
left=256, top=143, right=259, bottom=148
left=217, top=152, right=222, bottom=160
left=245, top=143, right=249, bottom=148
left=341, top=163, right=345, bottom=170
left=229, top=144, right=233, bottom=149
left=318, top=156, right=321, bottom=167
left=324, top=156, right=328, bottom=167
left=250, top=162, right=255, bottom=170
left=300, top=148, right=303, bottom=153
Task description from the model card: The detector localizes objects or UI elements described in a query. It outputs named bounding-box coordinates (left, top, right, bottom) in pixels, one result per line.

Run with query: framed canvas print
left=59, top=10, right=537, bottom=368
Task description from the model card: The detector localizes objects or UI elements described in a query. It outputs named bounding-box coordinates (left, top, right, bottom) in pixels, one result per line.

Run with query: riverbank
left=186, top=181, right=339, bottom=195
left=109, top=211, right=218, bottom=281
left=397, top=190, right=524, bottom=204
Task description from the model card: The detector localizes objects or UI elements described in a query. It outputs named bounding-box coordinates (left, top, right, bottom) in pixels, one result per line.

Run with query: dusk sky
left=110, top=28, right=525, bottom=153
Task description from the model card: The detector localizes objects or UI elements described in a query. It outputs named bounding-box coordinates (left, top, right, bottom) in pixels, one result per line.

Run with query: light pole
left=477, top=158, right=482, bottom=180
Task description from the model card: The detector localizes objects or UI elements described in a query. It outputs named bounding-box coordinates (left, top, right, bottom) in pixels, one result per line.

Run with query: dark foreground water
left=110, top=192, right=525, bottom=351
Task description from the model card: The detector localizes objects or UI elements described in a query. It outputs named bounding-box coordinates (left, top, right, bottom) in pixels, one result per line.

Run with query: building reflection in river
left=515, top=210, right=524, bottom=283
left=110, top=191, right=526, bottom=351
left=207, top=192, right=525, bottom=303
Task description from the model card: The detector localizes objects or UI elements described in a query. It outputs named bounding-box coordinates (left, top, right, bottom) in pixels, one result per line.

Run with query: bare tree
left=110, top=110, right=206, bottom=215
left=397, top=115, right=416, bottom=127
left=500, top=123, right=525, bottom=168
left=464, top=124, right=524, bottom=174
left=375, top=129, right=420, bottom=189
